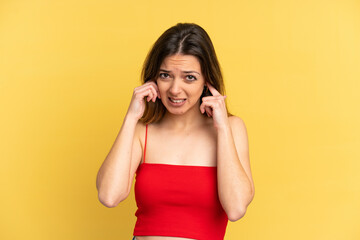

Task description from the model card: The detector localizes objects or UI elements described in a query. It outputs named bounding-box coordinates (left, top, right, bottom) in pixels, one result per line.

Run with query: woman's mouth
left=168, top=97, right=186, bottom=106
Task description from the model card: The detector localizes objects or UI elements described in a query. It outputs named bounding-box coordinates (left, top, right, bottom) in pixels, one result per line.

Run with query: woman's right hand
left=126, top=81, right=161, bottom=121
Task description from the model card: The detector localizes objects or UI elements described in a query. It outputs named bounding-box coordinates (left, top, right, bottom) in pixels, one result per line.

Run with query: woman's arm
left=216, top=116, right=255, bottom=222
left=96, top=81, right=160, bottom=208
left=96, top=115, right=141, bottom=207
left=200, top=83, right=255, bottom=221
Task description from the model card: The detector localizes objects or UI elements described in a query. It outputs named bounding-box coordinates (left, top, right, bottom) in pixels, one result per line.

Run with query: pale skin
left=96, top=54, right=255, bottom=240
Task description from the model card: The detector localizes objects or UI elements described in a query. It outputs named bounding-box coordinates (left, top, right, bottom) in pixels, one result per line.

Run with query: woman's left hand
left=200, top=82, right=230, bottom=130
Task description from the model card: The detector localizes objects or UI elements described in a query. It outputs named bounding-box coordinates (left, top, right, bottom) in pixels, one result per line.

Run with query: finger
left=147, top=81, right=161, bottom=100
left=200, top=102, right=207, bottom=114
left=200, top=103, right=204, bottom=114
left=202, top=105, right=212, bottom=117
left=202, top=95, right=225, bottom=102
left=205, top=109, right=210, bottom=117
left=206, top=82, right=221, bottom=96
left=203, top=97, right=226, bottom=109
left=137, top=87, right=154, bottom=102
left=202, top=100, right=219, bottom=114
left=146, top=90, right=154, bottom=102
left=205, top=107, right=212, bottom=117
left=150, top=88, right=156, bottom=102
left=200, top=101, right=213, bottom=117
left=149, top=84, right=160, bottom=101
left=141, top=84, right=158, bottom=102
left=135, top=87, right=150, bottom=99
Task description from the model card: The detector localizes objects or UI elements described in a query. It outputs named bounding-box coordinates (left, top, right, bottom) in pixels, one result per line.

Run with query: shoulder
left=135, top=121, right=159, bottom=146
left=136, top=120, right=147, bottom=131
left=135, top=120, right=146, bottom=133
left=228, top=115, right=248, bottom=134
left=228, top=115, right=249, bottom=148
left=134, top=121, right=147, bottom=144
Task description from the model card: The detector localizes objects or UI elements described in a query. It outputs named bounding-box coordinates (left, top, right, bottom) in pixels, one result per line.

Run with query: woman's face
left=156, top=54, right=205, bottom=115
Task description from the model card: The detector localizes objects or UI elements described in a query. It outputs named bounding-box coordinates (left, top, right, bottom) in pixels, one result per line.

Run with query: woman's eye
left=159, top=73, right=196, bottom=81
left=186, top=75, right=197, bottom=81
left=159, top=73, right=169, bottom=79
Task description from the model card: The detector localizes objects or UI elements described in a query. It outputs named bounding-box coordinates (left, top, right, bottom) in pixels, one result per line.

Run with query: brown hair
left=139, top=23, right=232, bottom=124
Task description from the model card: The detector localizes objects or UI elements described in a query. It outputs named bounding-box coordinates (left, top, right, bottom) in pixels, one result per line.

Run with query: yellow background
left=1, top=0, right=359, bottom=239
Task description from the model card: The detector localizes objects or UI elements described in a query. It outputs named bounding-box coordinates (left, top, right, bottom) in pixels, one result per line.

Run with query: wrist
left=123, top=113, right=139, bottom=127
left=216, top=121, right=231, bottom=133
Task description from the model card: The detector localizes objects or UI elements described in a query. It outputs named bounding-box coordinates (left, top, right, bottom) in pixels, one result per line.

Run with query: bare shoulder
left=134, top=121, right=147, bottom=149
left=228, top=115, right=248, bottom=135
left=135, top=120, right=147, bottom=131
left=228, top=115, right=249, bottom=152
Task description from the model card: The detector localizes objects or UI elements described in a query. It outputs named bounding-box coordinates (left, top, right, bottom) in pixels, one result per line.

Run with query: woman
left=96, top=23, right=255, bottom=240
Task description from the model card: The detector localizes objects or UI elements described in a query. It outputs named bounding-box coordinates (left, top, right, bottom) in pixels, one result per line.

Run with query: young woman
left=96, top=23, right=255, bottom=240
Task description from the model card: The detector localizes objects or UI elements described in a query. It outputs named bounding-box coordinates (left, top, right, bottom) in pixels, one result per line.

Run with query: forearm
left=96, top=114, right=137, bottom=206
left=217, top=125, right=253, bottom=220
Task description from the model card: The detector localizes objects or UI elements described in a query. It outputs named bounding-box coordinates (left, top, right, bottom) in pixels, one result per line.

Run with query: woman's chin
left=166, top=108, right=186, bottom=115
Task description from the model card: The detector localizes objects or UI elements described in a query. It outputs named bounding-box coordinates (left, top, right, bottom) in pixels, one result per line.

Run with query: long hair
left=139, top=23, right=232, bottom=124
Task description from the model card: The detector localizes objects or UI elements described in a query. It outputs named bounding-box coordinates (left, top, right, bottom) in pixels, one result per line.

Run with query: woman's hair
left=139, top=22, right=232, bottom=124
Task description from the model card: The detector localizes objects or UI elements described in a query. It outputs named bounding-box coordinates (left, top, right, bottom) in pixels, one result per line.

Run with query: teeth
left=170, top=98, right=185, bottom=103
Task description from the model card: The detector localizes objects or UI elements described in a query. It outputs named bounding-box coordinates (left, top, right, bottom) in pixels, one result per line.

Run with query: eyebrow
left=159, top=69, right=201, bottom=75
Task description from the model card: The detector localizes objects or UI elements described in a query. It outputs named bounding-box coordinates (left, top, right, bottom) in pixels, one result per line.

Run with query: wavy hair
left=139, top=23, right=232, bottom=124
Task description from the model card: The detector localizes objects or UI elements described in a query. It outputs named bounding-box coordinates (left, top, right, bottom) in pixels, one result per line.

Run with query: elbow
left=100, top=199, right=118, bottom=208
left=227, top=191, right=254, bottom=222
left=227, top=207, right=247, bottom=222
left=98, top=190, right=129, bottom=208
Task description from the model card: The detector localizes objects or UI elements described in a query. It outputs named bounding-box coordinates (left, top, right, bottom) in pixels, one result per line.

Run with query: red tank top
left=133, top=124, right=228, bottom=240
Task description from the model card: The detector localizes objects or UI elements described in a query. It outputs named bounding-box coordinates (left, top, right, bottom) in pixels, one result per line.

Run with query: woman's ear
left=204, top=84, right=209, bottom=94
left=202, top=85, right=207, bottom=94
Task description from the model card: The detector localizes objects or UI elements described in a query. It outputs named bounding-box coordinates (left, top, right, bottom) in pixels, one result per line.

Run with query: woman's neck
left=161, top=106, right=208, bottom=132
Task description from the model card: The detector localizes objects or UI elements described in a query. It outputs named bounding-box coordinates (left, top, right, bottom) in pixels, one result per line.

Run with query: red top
left=133, top=124, right=228, bottom=240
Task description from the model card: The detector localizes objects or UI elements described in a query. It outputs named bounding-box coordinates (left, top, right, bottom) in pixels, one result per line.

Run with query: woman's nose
left=169, top=78, right=182, bottom=95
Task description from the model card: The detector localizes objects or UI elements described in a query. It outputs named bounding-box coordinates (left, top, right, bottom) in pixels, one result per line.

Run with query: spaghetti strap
left=143, top=124, right=148, bottom=163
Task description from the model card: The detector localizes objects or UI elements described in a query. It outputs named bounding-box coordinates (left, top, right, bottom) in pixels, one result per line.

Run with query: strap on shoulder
left=143, top=124, right=148, bottom=163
